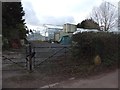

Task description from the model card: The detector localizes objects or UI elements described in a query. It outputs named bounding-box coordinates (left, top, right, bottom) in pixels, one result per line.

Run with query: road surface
left=41, top=69, right=118, bottom=88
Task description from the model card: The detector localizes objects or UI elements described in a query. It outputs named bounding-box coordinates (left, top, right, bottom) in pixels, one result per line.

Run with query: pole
left=25, top=45, right=28, bottom=68
left=33, top=47, right=35, bottom=67
left=29, top=43, right=32, bottom=72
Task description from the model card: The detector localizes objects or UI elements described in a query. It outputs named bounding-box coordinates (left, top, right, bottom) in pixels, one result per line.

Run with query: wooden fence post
left=33, top=47, right=35, bottom=67
left=28, top=43, right=33, bottom=72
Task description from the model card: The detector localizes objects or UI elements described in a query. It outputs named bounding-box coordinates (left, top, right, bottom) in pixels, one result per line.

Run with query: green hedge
left=72, top=32, right=119, bottom=67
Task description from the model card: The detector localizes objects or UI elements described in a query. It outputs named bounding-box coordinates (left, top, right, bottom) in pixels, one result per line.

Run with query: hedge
left=72, top=32, right=119, bottom=67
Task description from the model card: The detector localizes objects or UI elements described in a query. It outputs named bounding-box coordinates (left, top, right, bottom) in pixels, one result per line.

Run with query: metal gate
left=26, top=42, right=71, bottom=72
left=2, top=47, right=28, bottom=71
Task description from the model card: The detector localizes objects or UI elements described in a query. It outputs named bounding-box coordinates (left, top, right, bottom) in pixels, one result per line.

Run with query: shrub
left=2, top=37, right=10, bottom=50
left=72, top=32, right=119, bottom=67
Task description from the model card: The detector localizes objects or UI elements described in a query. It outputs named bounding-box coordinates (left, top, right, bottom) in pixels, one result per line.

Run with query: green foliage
left=77, top=19, right=100, bottom=30
left=2, top=2, right=26, bottom=43
left=72, top=32, right=119, bottom=67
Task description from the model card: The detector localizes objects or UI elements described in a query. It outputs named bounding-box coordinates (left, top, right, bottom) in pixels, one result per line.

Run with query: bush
left=2, top=37, right=10, bottom=50
left=72, top=32, right=119, bottom=67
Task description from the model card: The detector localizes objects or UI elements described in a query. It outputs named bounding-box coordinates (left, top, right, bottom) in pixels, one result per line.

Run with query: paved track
left=49, top=69, right=119, bottom=88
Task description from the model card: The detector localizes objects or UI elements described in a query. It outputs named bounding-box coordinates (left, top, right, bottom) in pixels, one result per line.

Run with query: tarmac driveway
left=41, top=69, right=119, bottom=88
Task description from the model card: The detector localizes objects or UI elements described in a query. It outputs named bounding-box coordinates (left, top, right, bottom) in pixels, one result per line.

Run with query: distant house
left=63, top=23, right=77, bottom=33
left=44, top=24, right=63, bottom=41
left=48, top=27, right=63, bottom=41
left=54, top=23, right=77, bottom=42
left=54, top=31, right=69, bottom=42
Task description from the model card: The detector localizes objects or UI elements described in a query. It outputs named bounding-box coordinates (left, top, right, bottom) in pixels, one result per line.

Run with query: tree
left=90, top=1, right=117, bottom=31
left=77, top=19, right=100, bottom=30
left=2, top=2, right=26, bottom=47
left=30, top=29, right=34, bottom=34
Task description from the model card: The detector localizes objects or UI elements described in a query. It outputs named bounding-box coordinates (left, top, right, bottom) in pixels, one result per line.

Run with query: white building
left=54, top=23, right=77, bottom=42
left=63, top=23, right=77, bottom=33
left=44, top=24, right=63, bottom=40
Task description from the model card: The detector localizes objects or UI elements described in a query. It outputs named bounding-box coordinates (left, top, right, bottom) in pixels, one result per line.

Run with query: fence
left=2, top=42, right=71, bottom=72
left=25, top=42, right=71, bottom=72
left=2, top=47, right=28, bottom=71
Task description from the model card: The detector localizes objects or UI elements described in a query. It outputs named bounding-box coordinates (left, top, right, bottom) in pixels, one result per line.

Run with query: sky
left=21, top=0, right=119, bottom=30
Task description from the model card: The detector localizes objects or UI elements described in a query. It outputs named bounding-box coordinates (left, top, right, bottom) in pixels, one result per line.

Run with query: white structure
left=63, top=23, right=77, bottom=33
left=54, top=31, right=69, bottom=41
left=73, top=28, right=120, bottom=35
left=44, top=24, right=63, bottom=40
left=73, top=28, right=99, bottom=34
left=109, top=30, right=120, bottom=34
left=54, top=23, right=77, bottom=42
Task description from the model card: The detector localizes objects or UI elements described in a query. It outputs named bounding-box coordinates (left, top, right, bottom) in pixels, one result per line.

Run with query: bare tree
left=118, top=1, right=120, bottom=30
left=90, top=1, right=117, bottom=31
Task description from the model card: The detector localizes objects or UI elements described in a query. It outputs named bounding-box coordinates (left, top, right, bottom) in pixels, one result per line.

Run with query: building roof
left=73, top=28, right=99, bottom=34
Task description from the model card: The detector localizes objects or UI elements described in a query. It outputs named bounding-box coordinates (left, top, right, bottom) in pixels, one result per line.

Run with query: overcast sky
left=21, top=0, right=119, bottom=29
